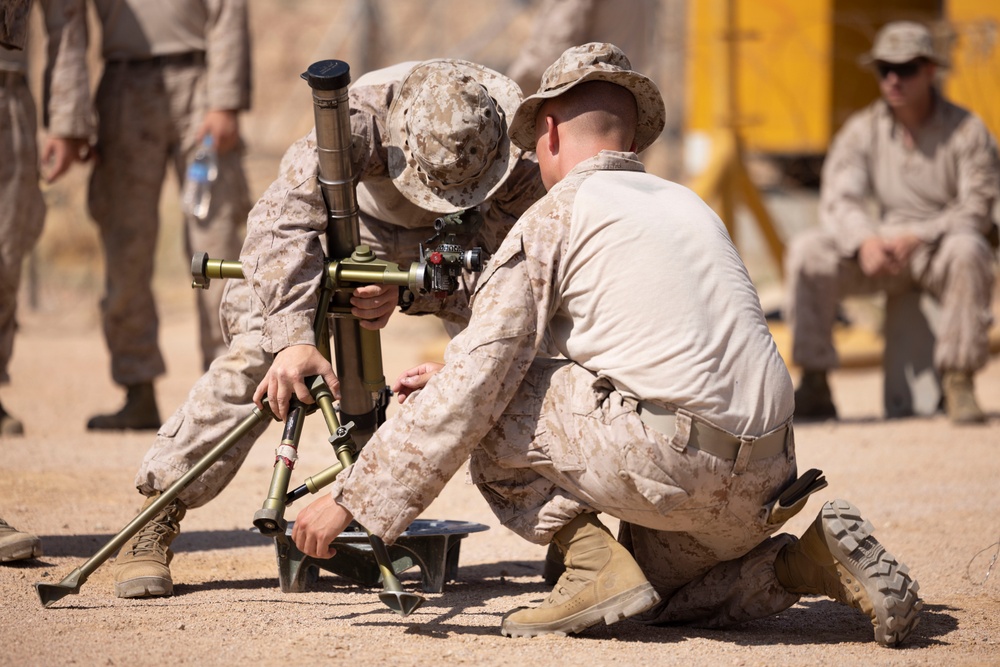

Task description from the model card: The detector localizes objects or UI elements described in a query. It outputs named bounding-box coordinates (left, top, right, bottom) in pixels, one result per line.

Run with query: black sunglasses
left=876, top=60, right=924, bottom=80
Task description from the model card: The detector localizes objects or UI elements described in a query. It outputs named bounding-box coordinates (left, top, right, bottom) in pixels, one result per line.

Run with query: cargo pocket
left=156, top=410, right=185, bottom=440
left=621, top=435, right=690, bottom=515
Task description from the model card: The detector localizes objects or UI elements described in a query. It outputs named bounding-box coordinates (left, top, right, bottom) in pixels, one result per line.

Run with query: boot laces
left=126, top=509, right=178, bottom=557
left=545, top=570, right=594, bottom=606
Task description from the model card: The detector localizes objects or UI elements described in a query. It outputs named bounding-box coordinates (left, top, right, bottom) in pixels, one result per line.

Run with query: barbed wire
left=965, top=536, right=1000, bottom=586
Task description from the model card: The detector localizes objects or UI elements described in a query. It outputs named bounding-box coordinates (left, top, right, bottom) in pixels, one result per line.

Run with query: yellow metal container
left=686, top=0, right=942, bottom=157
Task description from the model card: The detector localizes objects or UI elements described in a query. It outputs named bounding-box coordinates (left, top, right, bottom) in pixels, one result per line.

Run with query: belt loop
left=670, top=411, right=692, bottom=453
left=732, top=437, right=754, bottom=475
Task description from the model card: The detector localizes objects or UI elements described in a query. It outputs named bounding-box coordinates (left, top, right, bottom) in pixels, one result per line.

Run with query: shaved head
left=539, top=81, right=638, bottom=151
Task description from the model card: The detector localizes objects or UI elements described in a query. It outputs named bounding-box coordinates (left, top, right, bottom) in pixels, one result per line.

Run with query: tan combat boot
left=0, top=400, right=24, bottom=436
left=501, top=513, right=660, bottom=638
left=112, top=493, right=186, bottom=598
left=942, top=371, right=986, bottom=424
left=87, top=382, right=161, bottom=431
left=775, top=499, right=922, bottom=647
left=793, top=369, right=838, bottom=420
left=0, top=517, right=42, bottom=562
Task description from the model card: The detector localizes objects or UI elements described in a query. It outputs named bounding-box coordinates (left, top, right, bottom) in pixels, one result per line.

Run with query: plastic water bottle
left=182, top=135, right=218, bottom=221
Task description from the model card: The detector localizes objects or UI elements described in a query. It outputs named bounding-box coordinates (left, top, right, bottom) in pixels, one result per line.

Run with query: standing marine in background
left=84, top=0, right=253, bottom=431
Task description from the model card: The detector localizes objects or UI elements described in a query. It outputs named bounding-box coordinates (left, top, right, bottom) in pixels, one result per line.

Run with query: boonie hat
left=860, top=21, right=943, bottom=66
left=508, top=42, right=665, bottom=153
left=386, top=59, right=522, bottom=214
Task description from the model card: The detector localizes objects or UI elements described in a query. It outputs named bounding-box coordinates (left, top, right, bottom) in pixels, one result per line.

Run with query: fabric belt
left=106, top=51, right=205, bottom=68
left=637, top=401, right=788, bottom=462
left=0, top=70, right=25, bottom=87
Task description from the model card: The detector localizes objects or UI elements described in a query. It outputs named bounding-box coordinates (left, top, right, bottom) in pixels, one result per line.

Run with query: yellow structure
left=945, top=0, right=1000, bottom=141
left=687, top=0, right=999, bottom=157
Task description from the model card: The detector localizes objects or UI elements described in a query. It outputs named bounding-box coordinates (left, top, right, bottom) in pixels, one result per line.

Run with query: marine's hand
left=197, top=109, right=240, bottom=153
left=858, top=237, right=893, bottom=277
left=291, top=494, right=353, bottom=559
left=254, top=344, right=339, bottom=421
left=392, top=361, right=444, bottom=403
left=40, top=137, right=90, bottom=182
left=883, top=234, right=922, bottom=271
left=351, top=283, right=398, bottom=330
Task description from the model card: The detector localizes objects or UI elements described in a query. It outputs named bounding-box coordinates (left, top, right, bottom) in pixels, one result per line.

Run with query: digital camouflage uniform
left=1, top=0, right=90, bottom=387
left=326, top=150, right=806, bottom=627
left=133, top=61, right=545, bottom=508
left=785, top=88, right=999, bottom=375
left=0, top=0, right=33, bottom=50
left=88, top=0, right=252, bottom=382
left=1, top=0, right=89, bottom=559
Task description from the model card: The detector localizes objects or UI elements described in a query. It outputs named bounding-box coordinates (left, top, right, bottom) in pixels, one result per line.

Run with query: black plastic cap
left=301, top=60, right=351, bottom=90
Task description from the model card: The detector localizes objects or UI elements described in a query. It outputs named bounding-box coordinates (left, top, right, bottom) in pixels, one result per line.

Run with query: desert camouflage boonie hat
left=508, top=42, right=666, bottom=153
left=386, top=59, right=522, bottom=214
left=859, top=21, right=944, bottom=66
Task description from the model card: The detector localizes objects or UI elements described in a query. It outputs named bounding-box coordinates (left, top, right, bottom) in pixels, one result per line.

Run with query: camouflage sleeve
left=329, top=192, right=567, bottom=543
left=0, top=0, right=33, bottom=50
left=243, top=95, right=387, bottom=353
left=893, top=115, right=1000, bottom=243
left=818, top=109, right=878, bottom=256
left=203, top=0, right=251, bottom=111
left=348, top=81, right=391, bottom=181
left=242, top=132, right=326, bottom=353
left=40, top=0, right=91, bottom=138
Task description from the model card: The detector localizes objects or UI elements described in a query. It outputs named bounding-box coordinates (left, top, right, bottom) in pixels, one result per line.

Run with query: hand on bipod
left=254, top=344, right=339, bottom=421
left=392, top=361, right=444, bottom=404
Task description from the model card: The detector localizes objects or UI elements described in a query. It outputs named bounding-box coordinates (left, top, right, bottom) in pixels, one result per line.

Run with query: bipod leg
left=35, top=405, right=273, bottom=608
left=313, top=378, right=424, bottom=616
left=368, top=531, right=425, bottom=616
left=305, top=376, right=425, bottom=616
left=253, top=401, right=309, bottom=536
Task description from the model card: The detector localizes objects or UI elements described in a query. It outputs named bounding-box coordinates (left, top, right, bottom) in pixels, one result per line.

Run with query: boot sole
left=818, top=499, right=923, bottom=647
left=0, top=539, right=42, bottom=562
left=114, top=576, right=173, bottom=599
left=500, top=583, right=661, bottom=638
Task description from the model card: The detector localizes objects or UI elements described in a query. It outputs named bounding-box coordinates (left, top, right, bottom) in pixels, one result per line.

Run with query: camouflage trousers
left=88, top=57, right=250, bottom=385
left=471, top=358, right=801, bottom=627
left=0, top=74, right=44, bottom=385
left=135, top=278, right=271, bottom=507
left=136, top=220, right=475, bottom=507
left=785, top=227, right=995, bottom=372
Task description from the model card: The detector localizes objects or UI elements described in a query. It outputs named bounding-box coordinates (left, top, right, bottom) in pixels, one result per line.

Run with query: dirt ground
left=2, top=1, right=1000, bottom=665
